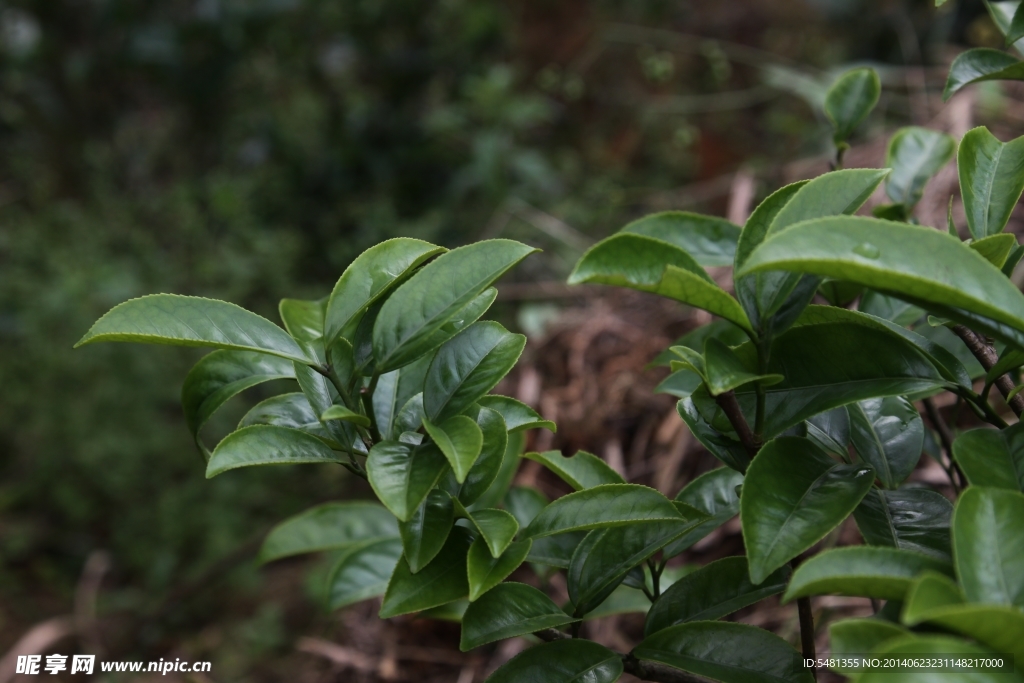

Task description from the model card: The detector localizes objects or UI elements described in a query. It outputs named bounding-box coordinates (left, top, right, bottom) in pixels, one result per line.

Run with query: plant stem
left=797, top=596, right=817, bottom=681
left=714, top=390, right=760, bottom=459
left=921, top=397, right=963, bottom=491
left=950, top=324, right=1024, bottom=418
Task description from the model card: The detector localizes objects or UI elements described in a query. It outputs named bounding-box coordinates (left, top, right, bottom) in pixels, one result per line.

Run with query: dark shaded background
left=0, top=0, right=996, bottom=680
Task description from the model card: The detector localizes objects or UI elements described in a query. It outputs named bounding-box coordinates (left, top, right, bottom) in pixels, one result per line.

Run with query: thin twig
left=921, top=397, right=963, bottom=491
left=950, top=325, right=1024, bottom=417
left=797, top=596, right=817, bottom=681
left=622, top=653, right=715, bottom=683
left=713, top=391, right=760, bottom=459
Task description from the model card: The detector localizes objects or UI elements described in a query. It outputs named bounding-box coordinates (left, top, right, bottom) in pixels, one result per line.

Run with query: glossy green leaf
left=805, top=406, right=851, bottom=457
left=423, top=415, right=483, bottom=483
left=460, top=582, right=576, bottom=650
left=470, top=430, right=524, bottom=511
left=76, top=294, right=313, bottom=364
left=505, top=487, right=586, bottom=570
left=181, top=350, right=295, bottom=453
left=373, top=240, right=536, bottom=372
left=240, top=393, right=324, bottom=435
left=467, top=539, right=532, bottom=601
left=738, top=216, right=1024, bottom=342
left=483, top=639, right=621, bottom=683
left=742, top=437, right=875, bottom=584
left=944, top=48, right=1024, bottom=101
left=645, top=557, right=790, bottom=637
left=523, top=450, right=624, bottom=491
left=455, top=405, right=508, bottom=506
left=885, top=126, right=956, bottom=207
left=260, top=501, right=398, bottom=563
left=655, top=369, right=704, bottom=399
left=959, top=126, right=1024, bottom=239
left=703, top=338, right=782, bottom=395
left=829, top=618, right=908, bottom=669
left=399, top=490, right=454, bottom=573
left=372, top=354, right=432, bottom=440
left=1009, top=1, right=1024, bottom=45
left=971, top=233, right=1019, bottom=269
left=768, top=168, right=889, bottom=237
left=854, top=488, right=953, bottom=561
left=568, top=232, right=753, bottom=333
left=653, top=320, right=750, bottom=367
left=521, top=484, right=693, bottom=539
left=568, top=518, right=702, bottom=617
left=476, top=395, right=556, bottom=433
left=324, top=238, right=445, bottom=346
left=423, top=321, right=526, bottom=422
left=953, top=425, right=1024, bottom=490
left=462, top=507, right=519, bottom=558
left=663, top=466, right=743, bottom=558
left=784, top=546, right=953, bottom=602
left=825, top=67, right=881, bottom=144
left=367, top=441, right=450, bottom=522
left=320, top=404, right=370, bottom=428
left=849, top=396, right=923, bottom=489
left=860, top=289, right=925, bottom=326
left=953, top=486, right=1024, bottom=606
left=293, top=360, right=360, bottom=452
left=206, top=425, right=345, bottom=478
left=379, top=526, right=472, bottom=618
left=634, top=621, right=813, bottom=683
left=986, top=347, right=1024, bottom=383
left=860, top=635, right=1016, bottom=683
left=620, top=210, right=741, bottom=267
left=327, top=538, right=403, bottom=610
left=278, top=297, right=326, bottom=347
left=676, top=397, right=750, bottom=472
left=902, top=571, right=964, bottom=623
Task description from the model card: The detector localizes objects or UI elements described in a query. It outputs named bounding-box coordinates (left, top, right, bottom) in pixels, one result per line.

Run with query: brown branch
left=797, top=597, right=817, bottom=681
left=623, top=654, right=715, bottom=683
left=534, top=628, right=572, bottom=642
left=950, top=325, right=1024, bottom=417
left=713, top=390, right=761, bottom=459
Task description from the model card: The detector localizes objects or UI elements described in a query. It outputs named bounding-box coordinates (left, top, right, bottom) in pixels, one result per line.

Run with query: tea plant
left=78, top=34, right=1024, bottom=683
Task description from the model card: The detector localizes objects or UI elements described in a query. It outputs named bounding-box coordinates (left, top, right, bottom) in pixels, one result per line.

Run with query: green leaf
left=645, top=557, right=790, bottom=637
left=476, top=395, right=556, bottom=433
left=783, top=546, right=953, bottom=602
left=76, top=294, right=313, bottom=364
left=854, top=488, right=953, bottom=561
left=206, top=425, right=345, bottom=478
left=902, top=572, right=1024, bottom=666
left=829, top=618, right=908, bottom=670
left=737, top=216, right=1024, bottom=343
left=953, top=486, right=1024, bottom=606
left=505, top=487, right=586, bottom=570
left=676, top=397, right=750, bottom=472
left=460, top=582, right=576, bottom=650
left=521, top=484, right=693, bottom=539
left=278, top=297, right=326, bottom=346
left=471, top=430, right=524, bottom=511
left=849, top=397, right=924, bottom=489
left=379, top=526, right=472, bottom=618
left=958, top=126, right=1024, bottom=239
left=423, top=415, right=483, bottom=483
left=970, top=233, right=1019, bottom=269
left=372, top=355, right=432, bottom=440
left=742, top=437, right=875, bottom=583
left=372, top=240, right=536, bottom=372
left=805, top=406, right=852, bottom=457
left=467, top=539, right=532, bottom=601
left=655, top=369, right=704, bottom=399
left=260, top=501, right=398, bottom=563
left=240, top=393, right=327, bottom=437
left=523, top=450, right=625, bottom=491
left=768, top=168, right=889, bottom=237
left=568, top=233, right=753, bottom=333
left=181, top=350, right=296, bottom=454
left=885, top=126, right=956, bottom=207
left=663, top=467, right=744, bottom=558
left=619, top=210, right=742, bottom=267
left=702, top=338, right=782, bottom=395
left=859, top=635, right=1015, bottom=683
left=327, top=538, right=403, bottom=609
left=399, top=490, right=454, bottom=573
left=320, top=404, right=371, bottom=427
left=325, top=238, right=445, bottom=346
left=634, top=621, right=813, bottom=683
left=943, top=48, right=1024, bottom=101
left=455, top=405, right=509, bottom=506
left=460, top=507, right=519, bottom=558
left=567, top=519, right=703, bottom=617
left=860, top=290, right=925, bottom=326
left=985, top=348, right=1024, bottom=383
left=483, top=639, right=622, bottom=683
left=825, top=67, right=881, bottom=144
left=367, top=441, right=450, bottom=522
left=293, top=360, right=361, bottom=452
left=953, top=425, right=1024, bottom=491
left=423, top=321, right=526, bottom=422
left=1009, top=1, right=1024, bottom=45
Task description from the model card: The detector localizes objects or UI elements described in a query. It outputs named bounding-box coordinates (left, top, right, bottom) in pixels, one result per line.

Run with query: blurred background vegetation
left=0, top=0, right=998, bottom=679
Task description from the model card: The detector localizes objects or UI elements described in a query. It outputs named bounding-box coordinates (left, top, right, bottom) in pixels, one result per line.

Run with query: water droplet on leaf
left=853, top=243, right=880, bottom=259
